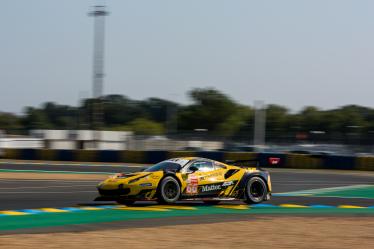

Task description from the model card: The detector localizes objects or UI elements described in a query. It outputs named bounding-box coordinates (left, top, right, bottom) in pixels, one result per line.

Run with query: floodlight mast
left=253, top=100, right=266, bottom=146
left=89, top=5, right=109, bottom=148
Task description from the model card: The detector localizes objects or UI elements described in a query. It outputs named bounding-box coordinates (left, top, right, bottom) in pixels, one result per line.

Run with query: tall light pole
left=253, top=100, right=266, bottom=146
left=89, top=5, right=109, bottom=148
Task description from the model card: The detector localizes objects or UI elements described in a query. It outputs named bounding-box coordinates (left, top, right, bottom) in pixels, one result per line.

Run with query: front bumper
left=95, top=188, right=137, bottom=202
left=96, top=185, right=156, bottom=201
left=94, top=196, right=119, bottom=201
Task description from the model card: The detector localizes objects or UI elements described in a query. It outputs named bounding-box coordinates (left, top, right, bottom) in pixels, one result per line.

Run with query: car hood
left=108, top=171, right=152, bottom=181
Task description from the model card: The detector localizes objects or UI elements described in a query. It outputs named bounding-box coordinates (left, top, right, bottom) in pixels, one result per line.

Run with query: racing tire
left=157, top=176, right=181, bottom=204
left=203, top=200, right=221, bottom=205
left=244, top=176, right=267, bottom=204
left=116, top=199, right=135, bottom=206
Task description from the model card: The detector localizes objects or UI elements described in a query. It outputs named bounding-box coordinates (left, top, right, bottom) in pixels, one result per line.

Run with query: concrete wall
left=0, top=138, right=43, bottom=149
left=29, top=130, right=133, bottom=150
left=1, top=130, right=224, bottom=151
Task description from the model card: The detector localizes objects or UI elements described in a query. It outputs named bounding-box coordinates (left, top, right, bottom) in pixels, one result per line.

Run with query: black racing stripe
left=230, top=172, right=251, bottom=198
left=127, top=173, right=152, bottom=183
left=222, top=180, right=239, bottom=197
left=224, top=169, right=240, bottom=179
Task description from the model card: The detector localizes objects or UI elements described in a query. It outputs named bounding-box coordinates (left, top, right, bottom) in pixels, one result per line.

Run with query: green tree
left=265, top=104, right=290, bottom=138
left=21, top=107, right=52, bottom=130
left=178, top=88, right=238, bottom=133
left=42, top=102, right=78, bottom=129
left=216, top=105, right=252, bottom=137
left=101, top=95, right=146, bottom=126
left=111, top=118, right=165, bottom=135
left=0, top=112, right=22, bottom=132
left=140, top=98, right=179, bottom=123
left=299, top=106, right=324, bottom=132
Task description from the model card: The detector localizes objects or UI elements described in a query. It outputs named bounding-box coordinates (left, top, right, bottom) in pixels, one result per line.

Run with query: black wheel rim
left=249, top=180, right=264, bottom=198
left=164, top=181, right=178, bottom=199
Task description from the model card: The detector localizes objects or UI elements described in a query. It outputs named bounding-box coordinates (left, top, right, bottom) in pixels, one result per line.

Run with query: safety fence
left=1, top=148, right=374, bottom=171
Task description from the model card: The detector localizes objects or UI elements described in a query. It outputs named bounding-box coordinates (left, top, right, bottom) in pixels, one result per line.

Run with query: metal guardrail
left=1, top=149, right=373, bottom=171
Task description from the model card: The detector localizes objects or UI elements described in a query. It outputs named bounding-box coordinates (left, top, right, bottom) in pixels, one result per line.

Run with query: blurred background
left=1, top=0, right=374, bottom=156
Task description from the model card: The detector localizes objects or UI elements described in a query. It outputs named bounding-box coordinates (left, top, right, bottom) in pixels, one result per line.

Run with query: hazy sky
left=1, top=0, right=374, bottom=113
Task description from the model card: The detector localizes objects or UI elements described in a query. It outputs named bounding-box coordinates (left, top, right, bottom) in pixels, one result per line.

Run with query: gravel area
left=1, top=217, right=373, bottom=249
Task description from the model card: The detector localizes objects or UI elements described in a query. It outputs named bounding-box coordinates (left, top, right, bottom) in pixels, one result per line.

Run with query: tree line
left=1, top=88, right=373, bottom=144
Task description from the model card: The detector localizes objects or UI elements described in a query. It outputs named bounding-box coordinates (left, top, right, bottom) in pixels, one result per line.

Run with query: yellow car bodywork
left=96, top=157, right=272, bottom=202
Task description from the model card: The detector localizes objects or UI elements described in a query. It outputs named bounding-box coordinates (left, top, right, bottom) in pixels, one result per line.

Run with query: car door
left=182, top=160, right=225, bottom=197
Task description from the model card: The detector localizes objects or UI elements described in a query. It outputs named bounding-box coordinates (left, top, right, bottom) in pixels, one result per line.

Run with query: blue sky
left=1, top=0, right=374, bottom=113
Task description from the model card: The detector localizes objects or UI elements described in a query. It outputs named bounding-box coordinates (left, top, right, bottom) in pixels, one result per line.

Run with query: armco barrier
left=20, top=149, right=38, bottom=160
left=146, top=151, right=168, bottom=164
left=196, top=151, right=224, bottom=161
left=98, top=150, right=121, bottom=163
left=75, top=150, right=98, bottom=162
left=2, top=148, right=20, bottom=159
left=285, top=154, right=324, bottom=169
left=223, top=152, right=257, bottom=161
left=356, top=156, right=374, bottom=171
left=122, top=150, right=146, bottom=164
left=322, top=155, right=356, bottom=170
left=167, top=151, right=197, bottom=159
left=38, top=149, right=56, bottom=161
left=1, top=149, right=374, bottom=171
left=55, top=150, right=75, bottom=161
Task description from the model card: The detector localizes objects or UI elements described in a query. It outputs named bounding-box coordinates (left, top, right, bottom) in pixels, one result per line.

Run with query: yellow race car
left=95, top=157, right=273, bottom=205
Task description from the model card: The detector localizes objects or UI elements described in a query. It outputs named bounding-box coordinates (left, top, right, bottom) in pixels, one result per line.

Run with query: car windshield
left=144, top=159, right=190, bottom=172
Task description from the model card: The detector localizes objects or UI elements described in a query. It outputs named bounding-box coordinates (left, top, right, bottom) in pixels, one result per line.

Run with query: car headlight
left=140, top=183, right=152, bottom=187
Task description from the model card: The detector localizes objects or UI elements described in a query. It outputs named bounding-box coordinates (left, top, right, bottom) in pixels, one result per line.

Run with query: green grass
left=1, top=206, right=374, bottom=232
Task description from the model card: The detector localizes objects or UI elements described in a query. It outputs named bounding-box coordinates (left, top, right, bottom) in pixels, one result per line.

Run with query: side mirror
left=188, top=166, right=199, bottom=173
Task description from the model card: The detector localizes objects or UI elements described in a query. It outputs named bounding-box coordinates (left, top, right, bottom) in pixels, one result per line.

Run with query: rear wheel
left=244, top=177, right=267, bottom=204
left=157, top=176, right=181, bottom=204
left=116, top=199, right=135, bottom=206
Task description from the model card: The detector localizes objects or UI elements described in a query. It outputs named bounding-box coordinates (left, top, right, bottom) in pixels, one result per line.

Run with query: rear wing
left=225, top=157, right=280, bottom=169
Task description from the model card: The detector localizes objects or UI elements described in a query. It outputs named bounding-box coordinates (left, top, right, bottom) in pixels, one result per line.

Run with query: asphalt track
left=0, top=161, right=373, bottom=210
left=0, top=161, right=374, bottom=232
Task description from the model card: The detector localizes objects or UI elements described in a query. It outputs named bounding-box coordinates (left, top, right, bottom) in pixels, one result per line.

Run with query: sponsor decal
left=269, top=157, right=280, bottom=165
left=199, top=172, right=221, bottom=181
left=207, top=172, right=221, bottom=178
left=222, top=181, right=234, bottom=187
left=186, top=175, right=198, bottom=194
left=201, top=184, right=221, bottom=192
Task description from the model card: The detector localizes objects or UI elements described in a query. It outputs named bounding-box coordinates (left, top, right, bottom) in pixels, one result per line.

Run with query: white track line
left=275, top=184, right=373, bottom=195
left=0, top=190, right=97, bottom=194
left=0, top=161, right=145, bottom=168
left=0, top=179, right=100, bottom=183
left=0, top=185, right=94, bottom=190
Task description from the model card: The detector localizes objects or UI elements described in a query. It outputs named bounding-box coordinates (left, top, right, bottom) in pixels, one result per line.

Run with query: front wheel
left=244, top=176, right=267, bottom=204
left=157, top=176, right=181, bottom=204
